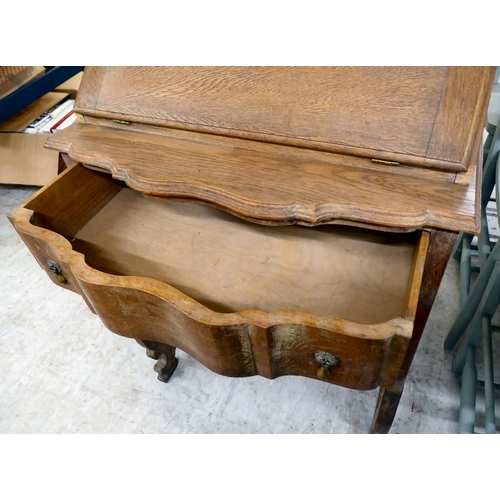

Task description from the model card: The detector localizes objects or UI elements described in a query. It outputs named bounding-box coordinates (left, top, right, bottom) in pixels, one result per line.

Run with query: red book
left=50, top=110, right=75, bottom=133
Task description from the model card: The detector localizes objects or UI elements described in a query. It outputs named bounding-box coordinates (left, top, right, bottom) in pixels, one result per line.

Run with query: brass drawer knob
left=47, top=259, right=68, bottom=285
left=315, top=351, right=339, bottom=380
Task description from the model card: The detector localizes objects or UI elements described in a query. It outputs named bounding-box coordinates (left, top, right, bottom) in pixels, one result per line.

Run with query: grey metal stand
left=444, top=100, right=500, bottom=434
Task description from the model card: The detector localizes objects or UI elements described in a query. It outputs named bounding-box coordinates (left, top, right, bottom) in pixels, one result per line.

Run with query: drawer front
left=266, top=324, right=405, bottom=390
left=74, top=271, right=258, bottom=379
left=73, top=267, right=412, bottom=390
left=9, top=206, right=413, bottom=390
left=9, top=163, right=425, bottom=391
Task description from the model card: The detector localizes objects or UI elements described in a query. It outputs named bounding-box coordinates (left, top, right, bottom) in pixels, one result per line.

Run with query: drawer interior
left=26, top=164, right=425, bottom=325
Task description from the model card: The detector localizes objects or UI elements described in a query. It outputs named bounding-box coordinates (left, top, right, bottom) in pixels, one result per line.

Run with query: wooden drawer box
left=9, top=162, right=428, bottom=392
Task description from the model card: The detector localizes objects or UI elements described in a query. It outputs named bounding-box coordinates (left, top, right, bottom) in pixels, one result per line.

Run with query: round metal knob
left=46, top=259, right=68, bottom=285
left=315, top=351, right=339, bottom=380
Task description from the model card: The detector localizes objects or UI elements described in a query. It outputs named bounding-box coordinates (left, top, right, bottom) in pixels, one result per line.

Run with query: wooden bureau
left=8, top=67, right=495, bottom=433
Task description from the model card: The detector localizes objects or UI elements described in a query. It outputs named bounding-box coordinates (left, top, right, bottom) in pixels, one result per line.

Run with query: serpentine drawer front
left=9, top=163, right=429, bottom=392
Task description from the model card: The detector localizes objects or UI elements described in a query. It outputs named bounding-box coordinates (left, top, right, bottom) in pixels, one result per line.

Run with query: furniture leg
left=136, top=339, right=179, bottom=383
left=369, top=386, right=404, bottom=434
left=370, top=230, right=457, bottom=433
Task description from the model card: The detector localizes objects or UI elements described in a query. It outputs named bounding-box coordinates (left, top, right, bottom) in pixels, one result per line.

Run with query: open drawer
left=9, top=163, right=429, bottom=391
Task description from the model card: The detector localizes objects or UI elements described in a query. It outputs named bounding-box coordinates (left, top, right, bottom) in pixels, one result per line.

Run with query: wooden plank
left=403, top=230, right=430, bottom=321
left=46, top=123, right=480, bottom=233
left=54, top=71, right=83, bottom=99
left=378, top=230, right=431, bottom=392
left=74, top=66, right=494, bottom=172
left=427, top=67, right=493, bottom=168
left=24, top=162, right=123, bottom=237
left=370, top=229, right=458, bottom=433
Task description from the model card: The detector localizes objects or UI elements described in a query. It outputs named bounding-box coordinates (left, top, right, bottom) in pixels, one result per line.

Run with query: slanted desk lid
left=75, top=66, right=494, bottom=173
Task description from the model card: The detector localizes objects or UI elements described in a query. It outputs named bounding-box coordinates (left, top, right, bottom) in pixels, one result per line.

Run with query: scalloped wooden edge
left=46, top=128, right=479, bottom=233
left=9, top=205, right=413, bottom=341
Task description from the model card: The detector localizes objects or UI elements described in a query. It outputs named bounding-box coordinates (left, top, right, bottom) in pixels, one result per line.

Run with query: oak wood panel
left=9, top=208, right=96, bottom=313
left=77, top=275, right=410, bottom=390
left=400, top=230, right=459, bottom=378
left=75, top=67, right=494, bottom=172
left=81, top=115, right=460, bottom=185
left=71, top=187, right=419, bottom=324
left=45, top=124, right=480, bottom=233
left=402, top=231, right=430, bottom=321
left=8, top=66, right=486, bottom=432
left=24, top=159, right=123, bottom=238
left=427, top=68, right=492, bottom=168
left=374, top=231, right=431, bottom=390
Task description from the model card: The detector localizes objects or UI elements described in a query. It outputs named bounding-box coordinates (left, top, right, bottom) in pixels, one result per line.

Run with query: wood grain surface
left=74, top=67, right=494, bottom=172
left=45, top=123, right=480, bottom=233
left=9, top=66, right=488, bottom=433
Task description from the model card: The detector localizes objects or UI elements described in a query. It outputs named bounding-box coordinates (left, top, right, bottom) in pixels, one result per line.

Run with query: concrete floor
left=1, top=183, right=498, bottom=434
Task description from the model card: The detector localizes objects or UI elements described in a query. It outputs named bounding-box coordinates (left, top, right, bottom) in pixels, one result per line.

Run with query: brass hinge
left=111, top=119, right=131, bottom=125
left=371, top=158, right=400, bottom=166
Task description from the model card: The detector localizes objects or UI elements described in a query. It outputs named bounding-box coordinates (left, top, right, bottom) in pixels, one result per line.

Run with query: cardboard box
left=55, top=71, right=83, bottom=100
left=0, top=133, right=61, bottom=186
left=0, top=92, right=68, bottom=186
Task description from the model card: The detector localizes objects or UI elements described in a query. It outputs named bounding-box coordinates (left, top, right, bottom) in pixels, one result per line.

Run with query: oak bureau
left=9, top=67, right=495, bottom=432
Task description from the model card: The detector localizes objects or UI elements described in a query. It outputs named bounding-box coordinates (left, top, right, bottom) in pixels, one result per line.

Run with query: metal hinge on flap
left=111, top=119, right=131, bottom=125
left=371, top=158, right=400, bottom=166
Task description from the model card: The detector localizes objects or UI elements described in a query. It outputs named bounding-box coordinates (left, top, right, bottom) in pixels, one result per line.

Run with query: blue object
left=0, top=66, right=85, bottom=124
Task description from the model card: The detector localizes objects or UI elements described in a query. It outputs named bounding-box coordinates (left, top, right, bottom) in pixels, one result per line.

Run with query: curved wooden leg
left=136, top=340, right=179, bottom=383
left=370, top=386, right=403, bottom=434
left=370, top=230, right=457, bottom=433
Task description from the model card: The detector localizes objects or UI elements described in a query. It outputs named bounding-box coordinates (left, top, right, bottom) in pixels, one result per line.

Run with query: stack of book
left=22, top=98, right=75, bottom=134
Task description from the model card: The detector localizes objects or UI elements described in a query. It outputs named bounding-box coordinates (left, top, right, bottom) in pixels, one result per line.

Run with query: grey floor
left=1, top=183, right=498, bottom=434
